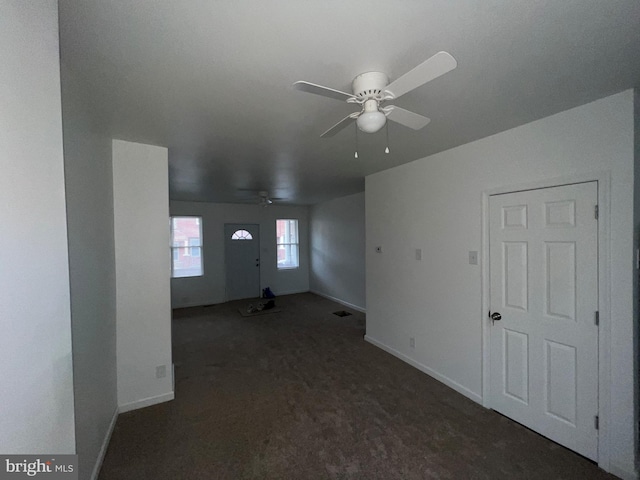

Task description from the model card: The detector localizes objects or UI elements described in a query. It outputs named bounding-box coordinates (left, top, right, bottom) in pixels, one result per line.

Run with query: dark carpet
left=99, top=293, right=614, bottom=479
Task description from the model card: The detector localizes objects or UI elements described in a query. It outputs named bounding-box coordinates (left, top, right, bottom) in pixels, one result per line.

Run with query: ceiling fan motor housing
left=352, top=71, right=389, bottom=101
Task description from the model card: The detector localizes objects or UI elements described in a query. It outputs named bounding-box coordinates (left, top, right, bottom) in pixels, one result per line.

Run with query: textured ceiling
left=58, top=0, right=640, bottom=205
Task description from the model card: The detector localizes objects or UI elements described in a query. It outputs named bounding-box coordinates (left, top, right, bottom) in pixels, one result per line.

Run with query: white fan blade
left=384, top=106, right=431, bottom=130
left=384, top=51, right=457, bottom=100
left=293, top=81, right=353, bottom=101
left=320, top=113, right=358, bottom=138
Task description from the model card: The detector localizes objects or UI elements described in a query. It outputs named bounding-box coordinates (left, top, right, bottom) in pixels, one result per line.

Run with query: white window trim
left=276, top=219, right=299, bottom=270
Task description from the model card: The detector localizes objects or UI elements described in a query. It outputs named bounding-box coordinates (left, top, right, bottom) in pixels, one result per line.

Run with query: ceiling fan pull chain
left=354, top=123, right=359, bottom=159
left=385, top=122, right=390, bottom=154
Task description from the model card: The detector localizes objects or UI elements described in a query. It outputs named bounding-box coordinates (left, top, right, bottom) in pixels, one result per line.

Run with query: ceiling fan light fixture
left=357, top=110, right=386, bottom=133
left=356, top=99, right=386, bottom=133
left=258, top=191, right=273, bottom=207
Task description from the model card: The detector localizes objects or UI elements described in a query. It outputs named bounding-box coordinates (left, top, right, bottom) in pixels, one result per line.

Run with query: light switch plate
left=469, top=251, right=478, bottom=265
left=416, top=249, right=422, bottom=261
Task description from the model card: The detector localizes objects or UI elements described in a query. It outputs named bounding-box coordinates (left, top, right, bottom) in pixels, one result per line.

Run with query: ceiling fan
left=293, top=51, right=457, bottom=137
left=235, top=189, right=284, bottom=206
left=257, top=191, right=283, bottom=207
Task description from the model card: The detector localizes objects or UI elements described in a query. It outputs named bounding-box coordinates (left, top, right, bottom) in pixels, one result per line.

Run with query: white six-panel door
left=489, top=182, right=598, bottom=460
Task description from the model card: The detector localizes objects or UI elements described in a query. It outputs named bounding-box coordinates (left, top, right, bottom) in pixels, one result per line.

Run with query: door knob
left=490, top=311, right=502, bottom=324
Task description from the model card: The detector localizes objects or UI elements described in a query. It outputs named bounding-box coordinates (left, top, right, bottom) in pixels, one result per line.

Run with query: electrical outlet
left=410, top=337, right=415, bottom=349
left=156, top=365, right=166, bottom=379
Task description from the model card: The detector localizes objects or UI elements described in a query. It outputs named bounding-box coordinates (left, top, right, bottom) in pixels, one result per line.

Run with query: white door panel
left=489, top=182, right=598, bottom=460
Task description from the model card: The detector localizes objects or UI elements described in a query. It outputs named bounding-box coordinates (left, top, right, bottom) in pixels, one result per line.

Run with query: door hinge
left=594, top=205, right=599, bottom=219
left=595, top=311, right=599, bottom=326
left=595, top=415, right=599, bottom=430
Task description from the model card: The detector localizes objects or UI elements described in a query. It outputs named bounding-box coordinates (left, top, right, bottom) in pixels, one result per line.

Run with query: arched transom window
left=231, top=229, right=253, bottom=240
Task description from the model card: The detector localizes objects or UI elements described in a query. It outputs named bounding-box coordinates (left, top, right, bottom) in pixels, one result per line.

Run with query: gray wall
left=170, top=201, right=310, bottom=308
left=310, top=192, right=366, bottom=311
left=60, top=57, right=118, bottom=478
left=634, top=89, right=640, bottom=458
left=0, top=0, right=76, bottom=453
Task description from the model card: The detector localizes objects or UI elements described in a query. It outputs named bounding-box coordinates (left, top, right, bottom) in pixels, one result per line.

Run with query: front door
left=489, top=182, right=598, bottom=460
left=224, top=224, right=260, bottom=301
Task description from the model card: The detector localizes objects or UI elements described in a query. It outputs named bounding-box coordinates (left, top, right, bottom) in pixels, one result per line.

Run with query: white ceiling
left=58, top=0, right=640, bottom=205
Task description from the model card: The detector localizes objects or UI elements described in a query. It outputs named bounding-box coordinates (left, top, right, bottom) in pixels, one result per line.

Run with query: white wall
left=170, top=202, right=309, bottom=308
left=60, top=58, right=117, bottom=478
left=310, top=192, right=366, bottom=311
left=366, top=90, right=636, bottom=477
left=113, top=140, right=174, bottom=411
left=0, top=0, right=76, bottom=453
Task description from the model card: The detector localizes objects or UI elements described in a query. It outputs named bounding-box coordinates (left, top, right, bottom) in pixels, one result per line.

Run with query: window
left=171, top=216, right=203, bottom=278
left=276, top=219, right=299, bottom=269
left=231, top=229, right=253, bottom=240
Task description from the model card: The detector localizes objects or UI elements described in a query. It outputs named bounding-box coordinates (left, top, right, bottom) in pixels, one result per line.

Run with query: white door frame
left=481, top=170, right=612, bottom=471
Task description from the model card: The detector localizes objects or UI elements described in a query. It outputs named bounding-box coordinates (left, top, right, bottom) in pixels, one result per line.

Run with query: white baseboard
left=172, top=299, right=223, bottom=309
left=310, top=290, right=366, bottom=313
left=172, top=290, right=311, bottom=309
left=118, top=391, right=174, bottom=414
left=609, top=462, right=639, bottom=480
left=364, top=335, right=482, bottom=404
left=275, top=288, right=309, bottom=297
left=90, top=407, right=118, bottom=480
